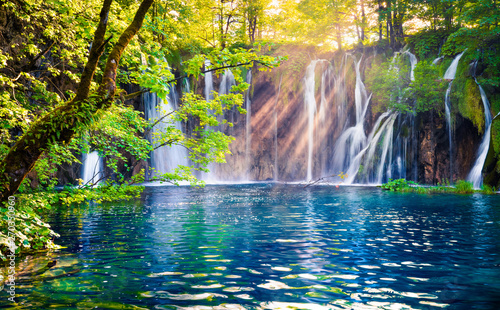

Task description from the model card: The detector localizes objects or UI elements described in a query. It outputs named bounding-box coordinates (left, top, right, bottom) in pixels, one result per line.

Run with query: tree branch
left=124, top=60, right=269, bottom=101
left=0, top=0, right=154, bottom=203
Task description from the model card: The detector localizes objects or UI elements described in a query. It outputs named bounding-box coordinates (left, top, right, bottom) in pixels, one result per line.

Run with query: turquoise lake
left=3, top=184, right=500, bottom=309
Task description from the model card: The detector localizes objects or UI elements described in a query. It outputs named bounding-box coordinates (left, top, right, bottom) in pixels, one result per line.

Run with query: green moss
left=456, top=78, right=485, bottom=133
left=492, top=119, right=500, bottom=166
left=406, top=29, right=452, bottom=59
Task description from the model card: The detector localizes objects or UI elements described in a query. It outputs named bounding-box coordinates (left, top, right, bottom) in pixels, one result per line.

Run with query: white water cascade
left=204, top=60, right=214, bottom=101
left=82, top=150, right=103, bottom=186
left=331, top=56, right=371, bottom=180
left=404, top=51, right=418, bottom=81
left=344, top=112, right=399, bottom=184
left=339, top=51, right=417, bottom=185
left=443, top=50, right=466, bottom=181
left=467, top=83, right=492, bottom=188
left=144, top=85, right=188, bottom=178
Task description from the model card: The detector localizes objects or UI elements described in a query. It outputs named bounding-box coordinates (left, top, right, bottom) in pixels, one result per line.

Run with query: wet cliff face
left=417, top=111, right=480, bottom=185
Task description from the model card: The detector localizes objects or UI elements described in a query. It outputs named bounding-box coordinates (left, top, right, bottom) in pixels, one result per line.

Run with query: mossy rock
left=484, top=117, right=500, bottom=188
left=455, top=78, right=485, bottom=133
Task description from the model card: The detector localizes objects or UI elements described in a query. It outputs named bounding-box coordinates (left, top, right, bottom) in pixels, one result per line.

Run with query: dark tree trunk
left=378, top=0, right=383, bottom=41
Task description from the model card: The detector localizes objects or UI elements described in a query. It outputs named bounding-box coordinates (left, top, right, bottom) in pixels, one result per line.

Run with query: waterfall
left=331, top=56, right=371, bottom=178
left=304, top=60, right=320, bottom=181
left=144, top=84, right=188, bottom=177
left=354, top=56, right=369, bottom=124
left=344, top=112, right=399, bottom=184
left=335, top=51, right=416, bottom=185
left=334, top=55, right=348, bottom=131
left=432, top=56, right=444, bottom=65
left=244, top=70, right=253, bottom=179
left=444, top=51, right=466, bottom=79
left=82, top=150, right=103, bottom=186
left=204, top=60, right=214, bottom=101
left=219, top=69, right=237, bottom=133
left=219, top=69, right=236, bottom=95
left=467, top=83, right=492, bottom=188
left=443, top=50, right=466, bottom=181
left=403, top=51, right=417, bottom=81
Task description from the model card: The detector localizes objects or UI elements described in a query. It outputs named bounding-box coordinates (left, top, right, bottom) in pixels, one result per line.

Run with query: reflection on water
left=2, top=184, right=500, bottom=309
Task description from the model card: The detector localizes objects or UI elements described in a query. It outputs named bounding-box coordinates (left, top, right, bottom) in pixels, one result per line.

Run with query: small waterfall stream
left=331, top=56, right=370, bottom=178
left=443, top=50, right=466, bottom=181
left=339, top=51, right=417, bottom=185
left=467, top=82, right=492, bottom=188
left=304, top=60, right=320, bottom=181
left=204, top=60, right=214, bottom=101
left=82, top=150, right=103, bottom=186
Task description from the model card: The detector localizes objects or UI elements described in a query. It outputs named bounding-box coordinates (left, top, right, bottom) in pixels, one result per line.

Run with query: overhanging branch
left=124, top=60, right=271, bottom=101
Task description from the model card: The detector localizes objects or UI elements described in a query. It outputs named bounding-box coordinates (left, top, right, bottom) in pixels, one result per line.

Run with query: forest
left=0, top=0, right=500, bottom=308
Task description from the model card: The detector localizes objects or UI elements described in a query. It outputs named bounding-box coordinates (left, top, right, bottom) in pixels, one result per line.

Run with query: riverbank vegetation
left=381, top=178, right=496, bottom=195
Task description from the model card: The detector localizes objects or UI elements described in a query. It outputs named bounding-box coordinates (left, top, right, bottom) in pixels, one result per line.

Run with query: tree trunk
left=378, top=0, right=383, bottom=41
left=0, top=0, right=154, bottom=203
left=335, top=24, right=343, bottom=51
left=219, top=0, right=225, bottom=49
left=361, top=0, right=366, bottom=41
left=387, top=0, right=394, bottom=48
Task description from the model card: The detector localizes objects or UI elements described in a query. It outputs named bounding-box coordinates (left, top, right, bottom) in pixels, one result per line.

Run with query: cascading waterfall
left=144, top=84, right=188, bottom=177
left=82, top=150, right=103, bottom=186
left=204, top=60, right=214, bottom=101
left=467, top=82, right=492, bottom=188
left=331, top=56, right=371, bottom=179
left=443, top=50, right=466, bottom=181
left=403, top=51, right=418, bottom=81
left=137, top=50, right=491, bottom=187
left=344, top=112, right=399, bottom=184
left=303, top=59, right=335, bottom=180
left=340, top=51, right=417, bottom=185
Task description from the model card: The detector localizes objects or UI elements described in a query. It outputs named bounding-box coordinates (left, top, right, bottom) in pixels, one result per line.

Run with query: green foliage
left=407, top=29, right=451, bottom=59
left=481, top=184, right=495, bottom=194
left=367, top=56, right=449, bottom=115
left=0, top=183, right=144, bottom=260
left=412, top=60, right=449, bottom=113
left=381, top=179, right=492, bottom=194
left=455, top=78, right=485, bottom=133
left=381, top=178, right=418, bottom=191
left=365, top=55, right=411, bottom=113
left=454, top=180, right=475, bottom=194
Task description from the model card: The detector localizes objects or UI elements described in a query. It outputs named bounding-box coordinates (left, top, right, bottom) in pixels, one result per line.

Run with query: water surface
left=3, top=184, right=500, bottom=309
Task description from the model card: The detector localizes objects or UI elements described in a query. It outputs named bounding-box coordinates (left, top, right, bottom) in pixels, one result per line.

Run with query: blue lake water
left=3, top=184, right=500, bottom=309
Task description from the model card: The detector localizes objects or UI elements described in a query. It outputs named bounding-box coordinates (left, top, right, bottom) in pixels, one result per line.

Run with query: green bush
left=454, top=180, right=474, bottom=194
